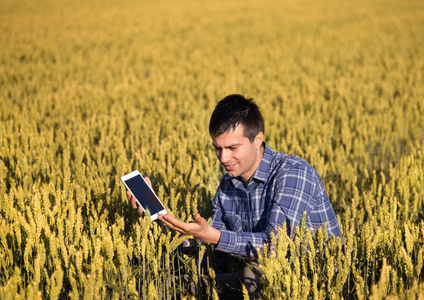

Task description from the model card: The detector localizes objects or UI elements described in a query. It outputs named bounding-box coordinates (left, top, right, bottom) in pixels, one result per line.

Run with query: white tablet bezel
left=121, top=170, right=167, bottom=221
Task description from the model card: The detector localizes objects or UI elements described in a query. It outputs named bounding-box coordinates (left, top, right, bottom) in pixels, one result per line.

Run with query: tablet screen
left=124, top=175, right=165, bottom=215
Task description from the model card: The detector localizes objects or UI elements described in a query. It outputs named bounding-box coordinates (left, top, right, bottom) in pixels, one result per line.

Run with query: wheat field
left=1, top=0, right=424, bottom=298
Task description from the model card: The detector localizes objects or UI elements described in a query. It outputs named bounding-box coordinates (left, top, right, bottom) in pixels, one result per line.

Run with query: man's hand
left=127, top=176, right=154, bottom=217
left=158, top=213, right=221, bottom=245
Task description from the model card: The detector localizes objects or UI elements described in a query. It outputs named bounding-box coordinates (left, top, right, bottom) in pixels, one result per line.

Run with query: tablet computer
left=121, top=170, right=167, bottom=221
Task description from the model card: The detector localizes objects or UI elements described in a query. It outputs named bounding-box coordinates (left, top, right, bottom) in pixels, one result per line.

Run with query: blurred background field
left=1, top=0, right=423, bottom=298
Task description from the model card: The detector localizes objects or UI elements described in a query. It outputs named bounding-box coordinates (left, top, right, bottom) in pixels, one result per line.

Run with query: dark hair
left=209, top=94, right=264, bottom=142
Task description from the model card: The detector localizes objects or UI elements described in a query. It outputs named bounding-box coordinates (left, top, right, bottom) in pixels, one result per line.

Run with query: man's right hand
left=127, top=176, right=153, bottom=217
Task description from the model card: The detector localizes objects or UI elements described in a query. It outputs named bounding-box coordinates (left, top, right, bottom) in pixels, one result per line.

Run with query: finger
left=137, top=206, right=144, bottom=216
left=162, top=214, right=187, bottom=227
left=158, top=215, right=183, bottom=233
left=144, top=176, right=152, bottom=188
left=127, top=191, right=138, bottom=209
left=159, top=218, right=181, bottom=233
left=127, top=191, right=144, bottom=216
left=159, top=214, right=191, bottom=235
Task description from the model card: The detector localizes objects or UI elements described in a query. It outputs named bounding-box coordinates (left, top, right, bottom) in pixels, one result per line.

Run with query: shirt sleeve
left=268, top=162, right=317, bottom=238
left=270, top=161, right=342, bottom=238
left=307, top=178, right=343, bottom=238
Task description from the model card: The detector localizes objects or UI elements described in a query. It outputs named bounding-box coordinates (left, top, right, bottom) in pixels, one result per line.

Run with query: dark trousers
left=179, top=241, right=263, bottom=298
left=213, top=251, right=262, bottom=299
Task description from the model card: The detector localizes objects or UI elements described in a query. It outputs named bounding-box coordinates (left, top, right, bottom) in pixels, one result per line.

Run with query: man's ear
left=254, top=132, right=264, bottom=149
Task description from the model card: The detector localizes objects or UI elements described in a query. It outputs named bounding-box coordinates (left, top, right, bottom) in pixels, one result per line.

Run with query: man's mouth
left=224, top=163, right=237, bottom=171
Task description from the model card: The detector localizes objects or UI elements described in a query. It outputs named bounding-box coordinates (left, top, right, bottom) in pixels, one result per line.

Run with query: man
left=128, top=94, right=342, bottom=293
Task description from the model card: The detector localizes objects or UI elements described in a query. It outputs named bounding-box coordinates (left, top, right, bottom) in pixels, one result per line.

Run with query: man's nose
left=220, top=149, right=230, bottom=163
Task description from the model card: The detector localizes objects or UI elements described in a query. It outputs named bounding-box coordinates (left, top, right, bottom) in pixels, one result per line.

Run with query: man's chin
left=226, top=170, right=239, bottom=178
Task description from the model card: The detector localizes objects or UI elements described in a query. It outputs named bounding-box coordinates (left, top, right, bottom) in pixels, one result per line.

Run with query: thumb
left=194, top=213, right=203, bottom=223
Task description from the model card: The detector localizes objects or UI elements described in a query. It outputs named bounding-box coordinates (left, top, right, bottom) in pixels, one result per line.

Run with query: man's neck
left=241, top=143, right=265, bottom=186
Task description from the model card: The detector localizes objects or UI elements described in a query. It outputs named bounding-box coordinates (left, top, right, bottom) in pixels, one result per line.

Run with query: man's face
left=212, top=124, right=263, bottom=184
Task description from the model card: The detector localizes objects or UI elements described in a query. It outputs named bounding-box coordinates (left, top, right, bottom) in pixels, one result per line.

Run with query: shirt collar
left=251, top=142, right=274, bottom=183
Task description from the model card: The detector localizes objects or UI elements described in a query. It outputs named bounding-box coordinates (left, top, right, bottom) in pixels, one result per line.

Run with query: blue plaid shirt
left=211, top=143, right=342, bottom=259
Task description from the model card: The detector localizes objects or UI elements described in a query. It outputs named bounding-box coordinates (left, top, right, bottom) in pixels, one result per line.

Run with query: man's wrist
left=206, top=227, right=221, bottom=245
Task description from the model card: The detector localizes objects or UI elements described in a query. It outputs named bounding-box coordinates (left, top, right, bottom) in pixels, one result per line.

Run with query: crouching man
left=128, top=94, right=342, bottom=297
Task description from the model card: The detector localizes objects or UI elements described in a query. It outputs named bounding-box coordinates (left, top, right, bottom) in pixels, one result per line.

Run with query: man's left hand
left=158, top=213, right=221, bottom=245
